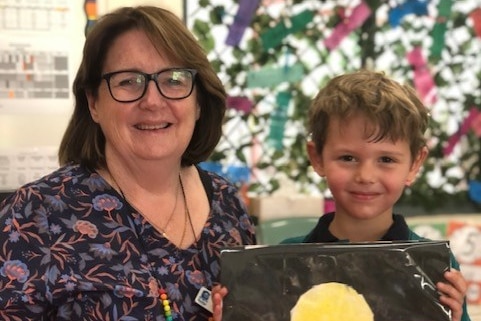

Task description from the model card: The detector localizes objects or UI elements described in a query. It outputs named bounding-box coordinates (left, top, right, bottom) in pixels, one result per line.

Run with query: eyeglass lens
left=106, top=69, right=195, bottom=102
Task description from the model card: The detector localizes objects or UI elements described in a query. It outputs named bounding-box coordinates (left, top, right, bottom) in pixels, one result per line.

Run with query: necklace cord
left=179, top=174, right=198, bottom=243
left=106, top=170, right=199, bottom=320
left=108, top=171, right=193, bottom=244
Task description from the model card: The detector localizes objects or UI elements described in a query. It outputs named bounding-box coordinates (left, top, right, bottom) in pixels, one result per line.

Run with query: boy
left=212, top=70, right=470, bottom=321
left=282, top=69, right=470, bottom=321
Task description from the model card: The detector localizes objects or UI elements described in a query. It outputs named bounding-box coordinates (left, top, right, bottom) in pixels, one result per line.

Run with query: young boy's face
left=307, top=114, right=427, bottom=223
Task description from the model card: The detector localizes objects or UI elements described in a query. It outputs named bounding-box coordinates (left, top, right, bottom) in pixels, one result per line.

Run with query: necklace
left=146, top=175, right=181, bottom=240
left=159, top=288, right=173, bottom=321
left=179, top=173, right=197, bottom=245
left=108, top=171, right=181, bottom=240
left=107, top=170, right=199, bottom=320
left=158, top=176, right=180, bottom=238
left=156, top=174, right=197, bottom=320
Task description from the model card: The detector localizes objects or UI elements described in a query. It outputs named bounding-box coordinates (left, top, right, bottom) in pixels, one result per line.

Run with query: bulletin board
left=0, top=0, right=183, bottom=191
left=0, top=0, right=183, bottom=115
left=0, top=0, right=86, bottom=115
left=186, top=0, right=481, bottom=211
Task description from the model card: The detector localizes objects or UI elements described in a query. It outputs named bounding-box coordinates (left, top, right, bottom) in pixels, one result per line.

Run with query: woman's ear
left=87, top=91, right=100, bottom=123
left=406, top=146, right=429, bottom=186
left=195, top=104, right=201, bottom=120
left=306, top=141, right=325, bottom=177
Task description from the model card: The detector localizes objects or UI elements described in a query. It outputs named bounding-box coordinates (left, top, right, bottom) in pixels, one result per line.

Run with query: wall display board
left=0, top=0, right=184, bottom=192
left=410, top=215, right=481, bottom=307
left=0, top=0, right=84, bottom=114
left=0, top=0, right=89, bottom=192
left=186, top=0, right=481, bottom=210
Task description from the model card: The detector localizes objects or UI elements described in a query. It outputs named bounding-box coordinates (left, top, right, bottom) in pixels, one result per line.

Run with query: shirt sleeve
left=0, top=186, right=52, bottom=320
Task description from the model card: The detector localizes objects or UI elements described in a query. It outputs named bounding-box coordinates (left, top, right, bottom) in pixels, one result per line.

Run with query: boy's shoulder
left=280, top=235, right=306, bottom=244
left=407, top=228, right=425, bottom=241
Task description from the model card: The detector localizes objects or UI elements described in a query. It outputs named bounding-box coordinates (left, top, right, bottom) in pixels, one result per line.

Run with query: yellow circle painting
left=291, top=282, right=374, bottom=321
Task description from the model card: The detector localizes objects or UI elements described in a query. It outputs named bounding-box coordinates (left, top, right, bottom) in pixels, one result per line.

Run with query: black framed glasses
left=101, top=68, right=197, bottom=103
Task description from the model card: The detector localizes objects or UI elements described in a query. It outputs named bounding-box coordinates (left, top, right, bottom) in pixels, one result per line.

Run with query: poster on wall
left=448, top=221, right=481, bottom=305
left=0, top=0, right=85, bottom=114
left=97, top=0, right=183, bottom=18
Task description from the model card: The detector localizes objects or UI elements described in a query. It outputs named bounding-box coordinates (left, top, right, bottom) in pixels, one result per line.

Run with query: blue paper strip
left=388, top=0, right=429, bottom=27
left=468, top=180, right=481, bottom=204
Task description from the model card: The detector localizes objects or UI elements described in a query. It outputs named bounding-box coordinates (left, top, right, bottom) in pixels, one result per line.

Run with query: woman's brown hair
left=59, top=6, right=226, bottom=169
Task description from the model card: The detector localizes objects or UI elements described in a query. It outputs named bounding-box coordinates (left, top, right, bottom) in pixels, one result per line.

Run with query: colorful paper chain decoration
left=84, top=0, right=97, bottom=36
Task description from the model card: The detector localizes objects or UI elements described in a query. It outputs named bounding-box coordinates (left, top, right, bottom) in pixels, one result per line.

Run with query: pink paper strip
left=226, top=96, right=253, bottom=113
left=471, top=112, right=481, bottom=137
left=470, top=8, right=481, bottom=38
left=324, top=1, right=372, bottom=50
left=443, top=107, right=481, bottom=156
left=406, top=47, right=437, bottom=105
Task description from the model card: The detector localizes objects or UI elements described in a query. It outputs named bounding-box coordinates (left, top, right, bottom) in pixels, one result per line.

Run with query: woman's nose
left=140, top=81, right=165, bottom=107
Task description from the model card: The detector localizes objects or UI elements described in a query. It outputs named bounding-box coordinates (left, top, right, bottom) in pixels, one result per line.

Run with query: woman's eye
left=167, top=78, right=182, bottom=86
left=119, top=77, right=141, bottom=87
left=118, top=79, right=133, bottom=86
left=164, top=75, right=188, bottom=87
left=112, top=73, right=144, bottom=88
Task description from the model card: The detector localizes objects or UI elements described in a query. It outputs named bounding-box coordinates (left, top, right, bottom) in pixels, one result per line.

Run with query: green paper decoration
left=260, top=10, right=315, bottom=50
left=188, top=0, right=481, bottom=211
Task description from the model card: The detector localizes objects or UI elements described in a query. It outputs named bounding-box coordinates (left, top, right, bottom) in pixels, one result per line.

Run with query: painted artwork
left=221, top=241, right=451, bottom=321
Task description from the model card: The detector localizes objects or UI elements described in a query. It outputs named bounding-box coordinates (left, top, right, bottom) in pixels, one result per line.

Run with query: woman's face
left=87, top=29, right=200, bottom=166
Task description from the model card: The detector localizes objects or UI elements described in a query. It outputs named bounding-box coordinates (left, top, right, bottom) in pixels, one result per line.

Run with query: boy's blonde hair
left=308, top=70, right=430, bottom=159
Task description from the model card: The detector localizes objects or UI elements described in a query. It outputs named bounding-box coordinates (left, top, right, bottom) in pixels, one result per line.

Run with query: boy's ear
left=306, top=141, right=326, bottom=177
left=406, top=146, right=429, bottom=186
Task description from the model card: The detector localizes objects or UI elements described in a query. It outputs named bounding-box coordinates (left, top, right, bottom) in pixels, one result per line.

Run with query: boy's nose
left=355, top=163, right=376, bottom=183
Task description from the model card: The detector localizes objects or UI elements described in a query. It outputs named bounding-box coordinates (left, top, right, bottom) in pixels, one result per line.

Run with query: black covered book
left=220, top=241, right=451, bottom=321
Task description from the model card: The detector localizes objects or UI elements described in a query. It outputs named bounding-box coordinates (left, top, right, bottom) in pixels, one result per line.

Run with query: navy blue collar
left=303, top=212, right=410, bottom=243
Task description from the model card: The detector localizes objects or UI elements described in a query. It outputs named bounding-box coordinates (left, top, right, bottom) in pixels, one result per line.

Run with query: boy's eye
left=340, top=155, right=355, bottom=162
left=380, top=156, right=394, bottom=163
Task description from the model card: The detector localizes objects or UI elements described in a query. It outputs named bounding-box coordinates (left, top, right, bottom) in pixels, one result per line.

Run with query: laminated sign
left=220, top=241, right=451, bottom=321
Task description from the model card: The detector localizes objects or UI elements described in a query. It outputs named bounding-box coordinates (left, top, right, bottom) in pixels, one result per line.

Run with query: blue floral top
left=0, top=164, right=256, bottom=321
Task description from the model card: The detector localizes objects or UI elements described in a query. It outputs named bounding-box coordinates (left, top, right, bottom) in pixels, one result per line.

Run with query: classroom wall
left=0, top=0, right=183, bottom=149
left=0, top=0, right=183, bottom=191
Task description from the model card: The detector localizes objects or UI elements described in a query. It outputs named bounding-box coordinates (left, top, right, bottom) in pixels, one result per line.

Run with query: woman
left=0, top=6, right=256, bottom=321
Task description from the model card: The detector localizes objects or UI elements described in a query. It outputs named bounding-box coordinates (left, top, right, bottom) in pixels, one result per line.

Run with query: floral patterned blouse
left=0, top=164, right=256, bottom=321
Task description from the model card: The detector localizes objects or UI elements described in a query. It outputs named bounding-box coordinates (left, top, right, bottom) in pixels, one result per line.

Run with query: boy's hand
left=437, top=269, right=468, bottom=321
left=212, top=284, right=228, bottom=321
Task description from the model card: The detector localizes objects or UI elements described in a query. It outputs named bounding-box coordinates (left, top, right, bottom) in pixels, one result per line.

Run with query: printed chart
left=0, top=50, right=69, bottom=100
left=0, top=0, right=80, bottom=113
left=0, top=0, right=70, bottom=31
